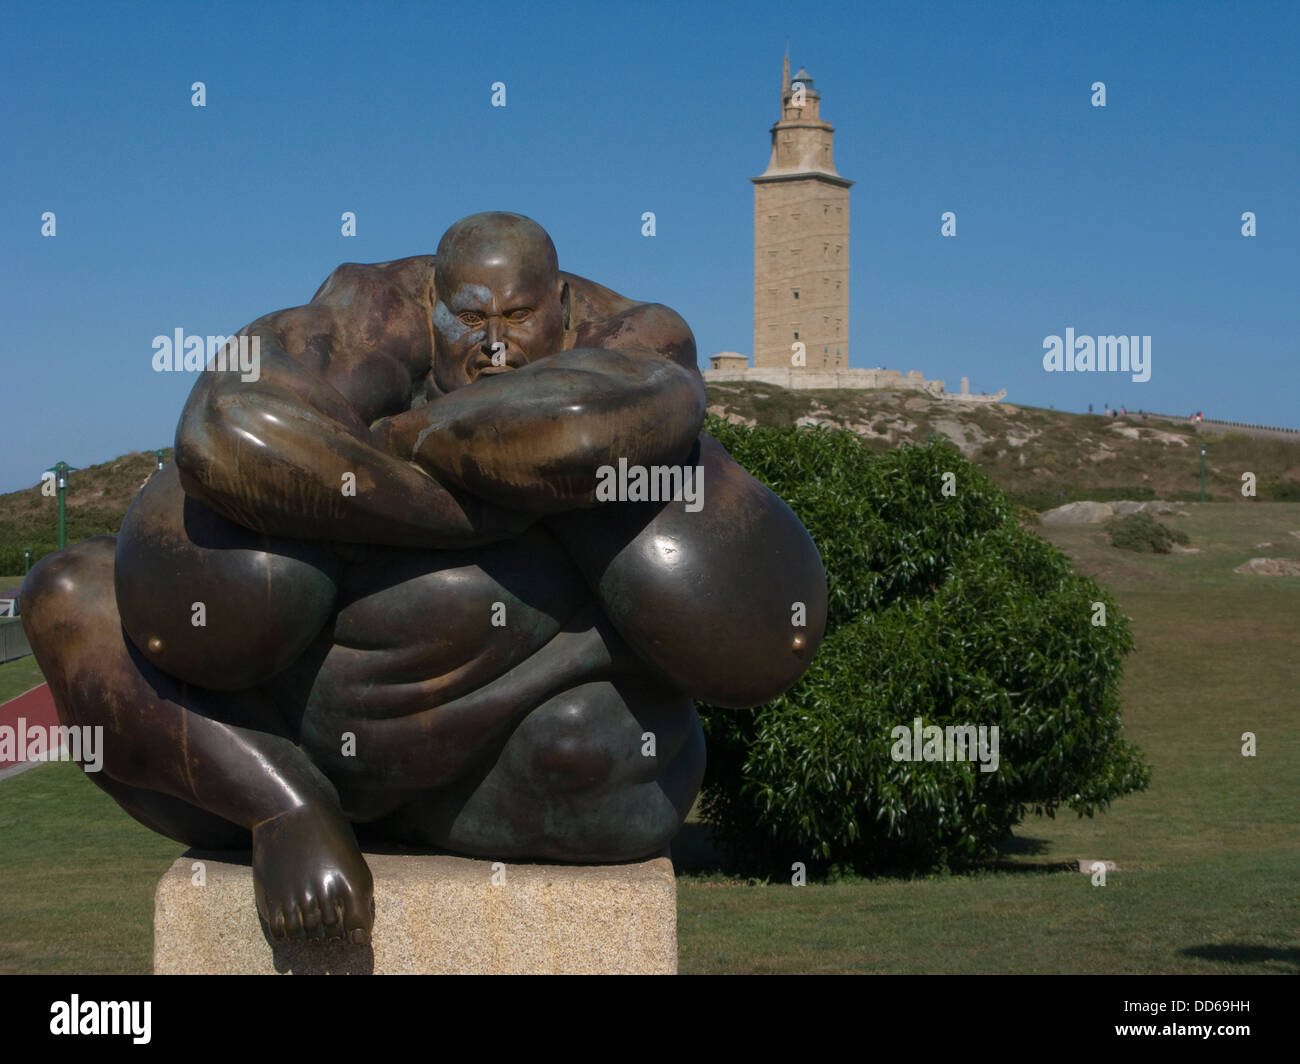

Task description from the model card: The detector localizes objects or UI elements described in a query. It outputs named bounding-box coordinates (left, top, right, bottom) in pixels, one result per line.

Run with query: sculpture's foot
left=252, top=804, right=374, bottom=944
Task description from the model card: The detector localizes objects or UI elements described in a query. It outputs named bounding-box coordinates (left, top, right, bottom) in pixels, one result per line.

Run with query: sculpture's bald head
left=432, top=213, right=568, bottom=392
left=436, top=212, right=558, bottom=283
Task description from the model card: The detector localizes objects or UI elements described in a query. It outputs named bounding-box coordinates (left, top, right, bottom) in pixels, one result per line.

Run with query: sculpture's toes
left=311, top=865, right=374, bottom=944
left=252, top=805, right=375, bottom=945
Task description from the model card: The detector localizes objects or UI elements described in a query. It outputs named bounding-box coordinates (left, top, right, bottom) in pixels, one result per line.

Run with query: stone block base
left=154, top=851, right=677, bottom=974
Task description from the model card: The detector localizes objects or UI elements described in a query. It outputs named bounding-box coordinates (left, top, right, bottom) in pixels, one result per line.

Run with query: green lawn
left=676, top=503, right=1300, bottom=973
left=0, top=760, right=183, bottom=974
left=2, top=505, right=1297, bottom=973
left=0, top=653, right=43, bottom=703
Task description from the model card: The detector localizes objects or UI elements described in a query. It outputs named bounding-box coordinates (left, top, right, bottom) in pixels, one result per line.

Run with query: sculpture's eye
left=507, top=308, right=531, bottom=323
left=458, top=311, right=485, bottom=327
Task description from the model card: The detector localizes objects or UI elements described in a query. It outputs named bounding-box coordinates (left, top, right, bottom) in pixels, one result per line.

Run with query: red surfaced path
left=0, top=683, right=60, bottom=769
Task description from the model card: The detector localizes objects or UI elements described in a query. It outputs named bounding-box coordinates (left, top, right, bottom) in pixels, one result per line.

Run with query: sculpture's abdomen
left=304, top=524, right=589, bottom=723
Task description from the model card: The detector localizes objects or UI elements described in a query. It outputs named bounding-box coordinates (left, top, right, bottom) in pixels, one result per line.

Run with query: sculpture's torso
left=300, top=524, right=599, bottom=799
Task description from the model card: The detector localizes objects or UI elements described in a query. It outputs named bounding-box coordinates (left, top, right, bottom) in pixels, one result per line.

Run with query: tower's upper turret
left=757, top=59, right=845, bottom=181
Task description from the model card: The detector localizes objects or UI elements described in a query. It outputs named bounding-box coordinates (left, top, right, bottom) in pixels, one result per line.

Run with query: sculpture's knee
left=21, top=537, right=119, bottom=669
left=551, top=433, right=828, bottom=707
left=521, top=684, right=621, bottom=794
left=114, top=464, right=340, bottom=690
left=21, top=536, right=142, bottom=745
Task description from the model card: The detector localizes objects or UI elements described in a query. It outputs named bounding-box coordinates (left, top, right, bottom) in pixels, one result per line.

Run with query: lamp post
left=22, top=548, right=31, bottom=574
left=155, top=450, right=166, bottom=472
left=1200, top=445, right=1207, bottom=502
left=44, top=461, right=77, bottom=549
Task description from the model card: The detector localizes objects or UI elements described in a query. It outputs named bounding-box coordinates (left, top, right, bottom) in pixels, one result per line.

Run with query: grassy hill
left=706, top=382, right=1300, bottom=510
left=0, top=451, right=167, bottom=577
left=3, top=385, right=1299, bottom=574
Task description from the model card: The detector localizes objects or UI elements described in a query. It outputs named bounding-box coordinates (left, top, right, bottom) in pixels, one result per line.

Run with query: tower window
left=793, top=290, right=799, bottom=300
left=793, top=332, right=799, bottom=340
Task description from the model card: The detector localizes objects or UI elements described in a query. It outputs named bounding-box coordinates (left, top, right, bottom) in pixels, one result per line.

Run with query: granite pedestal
left=154, top=851, right=677, bottom=974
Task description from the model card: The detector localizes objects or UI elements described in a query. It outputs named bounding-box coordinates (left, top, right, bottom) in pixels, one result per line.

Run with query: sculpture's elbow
left=172, top=383, right=263, bottom=525
left=173, top=383, right=226, bottom=501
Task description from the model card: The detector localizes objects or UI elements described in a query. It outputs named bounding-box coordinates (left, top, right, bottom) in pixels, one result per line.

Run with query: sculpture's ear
left=560, top=280, right=570, bottom=331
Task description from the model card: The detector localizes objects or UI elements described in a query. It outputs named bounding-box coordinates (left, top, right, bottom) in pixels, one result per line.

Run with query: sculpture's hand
left=379, top=349, right=706, bottom=513
left=369, top=414, right=540, bottom=542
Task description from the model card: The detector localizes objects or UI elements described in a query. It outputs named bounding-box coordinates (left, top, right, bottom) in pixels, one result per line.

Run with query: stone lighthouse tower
left=752, top=57, right=852, bottom=370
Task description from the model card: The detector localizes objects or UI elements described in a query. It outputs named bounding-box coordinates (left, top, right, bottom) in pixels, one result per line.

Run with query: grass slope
left=706, top=382, right=1300, bottom=509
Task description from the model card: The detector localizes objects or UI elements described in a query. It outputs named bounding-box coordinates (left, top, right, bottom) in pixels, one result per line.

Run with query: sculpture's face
left=432, top=256, right=567, bottom=393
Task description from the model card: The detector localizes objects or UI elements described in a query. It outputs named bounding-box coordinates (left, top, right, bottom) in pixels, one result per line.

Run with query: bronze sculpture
left=21, top=212, right=826, bottom=945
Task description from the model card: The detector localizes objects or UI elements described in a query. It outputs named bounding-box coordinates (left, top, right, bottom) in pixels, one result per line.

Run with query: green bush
left=1260, top=478, right=1300, bottom=502
left=1014, top=504, right=1041, bottom=527
left=1107, top=512, right=1190, bottom=553
left=698, top=417, right=1150, bottom=876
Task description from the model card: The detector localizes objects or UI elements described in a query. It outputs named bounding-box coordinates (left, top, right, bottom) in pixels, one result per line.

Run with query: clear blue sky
left=2, top=0, right=1296, bottom=493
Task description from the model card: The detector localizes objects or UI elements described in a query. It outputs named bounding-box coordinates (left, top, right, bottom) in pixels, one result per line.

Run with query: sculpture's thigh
left=376, top=676, right=705, bottom=863
left=114, top=464, right=340, bottom=690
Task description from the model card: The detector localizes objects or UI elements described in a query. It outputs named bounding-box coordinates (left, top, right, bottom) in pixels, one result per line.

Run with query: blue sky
left=2, top=0, right=1296, bottom=493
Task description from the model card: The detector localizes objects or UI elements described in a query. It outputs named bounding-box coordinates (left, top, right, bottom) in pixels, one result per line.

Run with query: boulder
left=1041, top=501, right=1115, bottom=524
left=1234, top=558, right=1300, bottom=576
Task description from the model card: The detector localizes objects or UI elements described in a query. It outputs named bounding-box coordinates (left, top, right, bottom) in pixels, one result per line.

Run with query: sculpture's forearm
left=175, top=347, right=533, bottom=549
left=375, top=349, right=707, bottom=512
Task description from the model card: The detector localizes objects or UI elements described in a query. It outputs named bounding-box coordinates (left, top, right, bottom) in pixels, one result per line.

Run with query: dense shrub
left=1107, top=513, right=1190, bottom=553
left=1260, top=478, right=1300, bottom=502
left=1014, top=504, right=1041, bottom=527
left=698, top=417, right=1150, bottom=876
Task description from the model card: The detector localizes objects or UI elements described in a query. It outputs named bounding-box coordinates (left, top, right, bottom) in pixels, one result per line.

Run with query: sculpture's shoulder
left=310, top=255, right=437, bottom=312
left=561, top=271, right=641, bottom=322
left=284, top=255, right=437, bottom=389
left=563, top=271, right=696, bottom=371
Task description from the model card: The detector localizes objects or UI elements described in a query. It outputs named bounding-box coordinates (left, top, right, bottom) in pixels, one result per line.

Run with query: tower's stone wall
left=753, top=180, right=850, bottom=369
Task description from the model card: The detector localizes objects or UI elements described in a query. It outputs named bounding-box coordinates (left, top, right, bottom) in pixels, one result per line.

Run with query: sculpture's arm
left=372, top=304, right=706, bottom=513
left=174, top=265, right=535, bottom=548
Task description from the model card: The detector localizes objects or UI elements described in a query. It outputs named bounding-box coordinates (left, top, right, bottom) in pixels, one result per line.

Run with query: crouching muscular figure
left=21, top=213, right=826, bottom=944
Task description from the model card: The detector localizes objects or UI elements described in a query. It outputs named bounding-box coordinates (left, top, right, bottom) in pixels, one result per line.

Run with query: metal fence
left=0, top=619, right=31, bottom=664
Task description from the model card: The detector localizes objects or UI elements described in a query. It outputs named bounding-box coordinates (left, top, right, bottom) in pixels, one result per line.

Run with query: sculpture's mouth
left=473, top=364, right=515, bottom=379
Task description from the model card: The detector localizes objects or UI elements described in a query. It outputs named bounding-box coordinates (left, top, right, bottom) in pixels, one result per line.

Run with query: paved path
left=0, top=682, right=60, bottom=779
